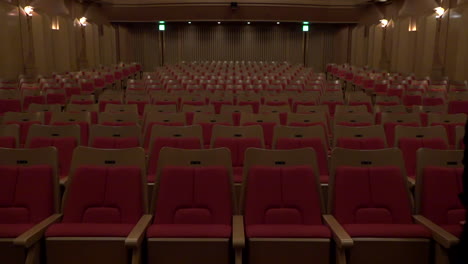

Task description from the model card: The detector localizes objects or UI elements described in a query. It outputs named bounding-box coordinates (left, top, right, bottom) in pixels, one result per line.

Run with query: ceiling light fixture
left=380, top=19, right=389, bottom=28
left=24, top=6, right=34, bottom=16
left=247, top=21, right=251, bottom=24
left=188, top=21, right=191, bottom=24
left=218, top=21, right=221, bottom=24
left=79, top=16, right=87, bottom=26
left=434, top=7, right=445, bottom=18
left=277, top=22, right=280, bottom=24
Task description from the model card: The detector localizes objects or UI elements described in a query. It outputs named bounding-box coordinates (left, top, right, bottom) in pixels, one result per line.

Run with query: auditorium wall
left=0, top=0, right=117, bottom=80
left=115, top=22, right=350, bottom=72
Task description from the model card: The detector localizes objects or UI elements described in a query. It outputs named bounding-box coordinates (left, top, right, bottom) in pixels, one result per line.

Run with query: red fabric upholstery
left=403, top=94, right=422, bottom=107
left=52, top=122, right=89, bottom=146
left=0, top=165, right=54, bottom=226
left=430, top=122, right=466, bottom=146
left=29, top=137, right=78, bottom=178
left=46, top=93, right=66, bottom=105
left=197, top=122, right=231, bottom=146
left=420, top=167, right=465, bottom=237
left=333, top=166, right=413, bottom=224
left=383, top=122, right=420, bottom=147
left=398, top=138, right=448, bottom=178
left=147, top=138, right=202, bottom=182
left=46, top=223, right=135, bottom=237
left=48, top=166, right=143, bottom=237
left=143, top=122, right=185, bottom=149
left=275, top=138, right=328, bottom=183
left=321, top=101, right=344, bottom=116
left=148, top=166, right=232, bottom=238
left=246, top=224, right=330, bottom=238
left=336, top=137, right=386, bottom=150
left=147, top=224, right=231, bottom=238
left=213, top=137, right=263, bottom=183
left=238, top=101, right=260, bottom=113
left=338, top=122, right=372, bottom=127
left=423, top=97, right=444, bottom=106
left=91, top=137, right=140, bottom=149
left=292, top=101, right=316, bottom=113
left=6, top=121, right=41, bottom=145
left=211, top=101, right=233, bottom=114
left=23, top=96, right=45, bottom=111
left=0, top=99, right=21, bottom=115
left=127, top=101, right=147, bottom=116
left=0, top=224, right=34, bottom=238
left=0, top=136, right=16, bottom=148
left=440, top=224, right=464, bottom=237
left=245, top=166, right=326, bottom=238
left=242, top=122, right=276, bottom=148
left=343, top=224, right=430, bottom=238
left=419, top=113, right=429, bottom=127
left=448, top=100, right=468, bottom=114
left=99, top=101, right=121, bottom=112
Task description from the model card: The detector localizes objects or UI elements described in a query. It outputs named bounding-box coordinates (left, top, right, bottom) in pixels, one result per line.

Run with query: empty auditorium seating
left=66, top=103, right=99, bottom=124
left=192, top=113, right=232, bottom=147
left=220, top=104, right=254, bottom=126
left=45, top=147, right=149, bottom=264
left=381, top=112, right=421, bottom=147
left=0, top=124, right=19, bottom=148
left=3, top=112, right=43, bottom=146
left=427, top=113, right=466, bottom=147
left=143, top=112, right=186, bottom=148
left=241, top=148, right=331, bottom=264
left=329, top=148, right=431, bottom=264
left=28, top=104, right=62, bottom=125
left=147, top=148, right=238, bottom=264
left=98, top=112, right=139, bottom=126
left=50, top=112, right=91, bottom=146
left=333, top=125, right=387, bottom=149
left=0, top=147, right=60, bottom=264
left=240, top=113, right=280, bottom=148
left=89, top=124, right=141, bottom=148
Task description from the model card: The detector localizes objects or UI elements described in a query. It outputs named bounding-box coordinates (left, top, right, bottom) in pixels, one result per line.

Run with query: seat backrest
left=89, top=124, right=142, bottom=147
left=28, top=103, right=61, bottom=113
left=428, top=113, right=467, bottom=125
left=98, top=112, right=139, bottom=126
left=152, top=148, right=234, bottom=222
left=335, top=105, right=368, bottom=115
left=104, top=103, right=138, bottom=113
left=66, top=103, right=99, bottom=113
left=220, top=104, right=254, bottom=114
left=148, top=125, right=203, bottom=152
left=211, top=125, right=264, bottom=146
left=415, top=149, right=465, bottom=225
left=329, top=148, right=413, bottom=224
left=3, top=112, right=43, bottom=123
left=334, top=112, right=374, bottom=127
left=0, top=124, right=19, bottom=148
left=63, top=146, right=147, bottom=222
left=295, top=105, right=329, bottom=116
left=259, top=104, right=291, bottom=114
left=181, top=104, right=214, bottom=113
left=395, top=125, right=448, bottom=147
left=0, top=147, right=59, bottom=223
left=242, top=148, right=324, bottom=223
left=143, top=104, right=177, bottom=116
left=333, top=125, right=387, bottom=148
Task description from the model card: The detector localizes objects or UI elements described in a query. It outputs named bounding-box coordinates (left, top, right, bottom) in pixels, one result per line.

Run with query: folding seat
left=375, top=95, right=400, bottom=106
left=291, top=93, right=319, bottom=112
left=335, top=105, right=368, bottom=115
left=143, top=112, right=186, bottom=147
left=66, top=103, right=99, bottom=124
left=456, top=125, right=465, bottom=149
left=89, top=124, right=141, bottom=148
left=0, top=91, right=22, bottom=115
left=447, top=94, right=468, bottom=114
left=211, top=125, right=264, bottom=191
left=3, top=112, right=43, bottom=146
left=237, top=93, right=261, bottom=113
left=98, top=94, right=123, bottom=112
left=0, top=147, right=61, bottom=264
left=0, top=124, right=19, bottom=148
left=192, top=113, right=233, bottom=147
left=45, top=147, right=150, bottom=264
left=79, top=78, right=95, bottom=94
left=181, top=105, right=215, bottom=125
left=287, top=112, right=330, bottom=137
left=347, top=93, right=373, bottom=112
left=45, top=89, right=67, bottom=106
left=394, top=126, right=449, bottom=181
left=263, top=95, right=289, bottom=106
left=152, top=94, right=179, bottom=108
left=220, top=104, right=254, bottom=126
left=147, top=148, right=240, bottom=264
left=26, top=124, right=81, bottom=179
left=181, top=94, right=206, bottom=108
left=259, top=104, right=290, bottom=125
left=50, top=112, right=91, bottom=146
left=381, top=112, right=421, bottom=146
left=329, top=148, right=431, bottom=264
left=273, top=126, right=329, bottom=183
left=333, top=125, right=387, bottom=149
left=374, top=104, right=407, bottom=124
left=240, top=113, right=280, bottom=148
left=428, top=113, right=466, bottom=147
left=146, top=125, right=203, bottom=183
left=27, top=103, right=61, bottom=125
left=412, top=105, right=447, bottom=126
left=422, top=92, right=445, bottom=106
left=319, top=94, right=344, bottom=117
left=334, top=112, right=374, bottom=128
left=295, top=104, right=330, bottom=117
left=242, top=148, right=332, bottom=264
left=402, top=91, right=423, bottom=107
left=98, top=112, right=139, bottom=126
left=69, top=94, right=95, bottom=105
left=414, top=149, right=465, bottom=264
left=22, top=90, right=45, bottom=111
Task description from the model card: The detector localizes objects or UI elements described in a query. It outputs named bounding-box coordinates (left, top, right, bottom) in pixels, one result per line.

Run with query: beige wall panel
left=0, top=2, right=24, bottom=79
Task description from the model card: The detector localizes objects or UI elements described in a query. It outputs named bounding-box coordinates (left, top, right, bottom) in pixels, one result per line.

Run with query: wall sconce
left=380, top=19, right=389, bottom=28
left=79, top=16, right=87, bottom=26
left=51, top=16, right=59, bottom=30
left=24, top=6, right=34, bottom=16
left=408, top=17, right=417, bottom=32
left=434, top=7, right=445, bottom=18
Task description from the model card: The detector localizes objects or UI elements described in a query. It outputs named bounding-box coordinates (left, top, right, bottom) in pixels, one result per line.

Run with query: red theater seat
left=0, top=99, right=21, bottom=115
left=0, top=137, right=16, bottom=148
left=383, top=122, right=419, bottom=147
left=29, top=137, right=78, bottom=178
left=243, top=122, right=276, bottom=148
left=91, top=137, right=140, bottom=149
left=336, top=137, right=386, bottom=150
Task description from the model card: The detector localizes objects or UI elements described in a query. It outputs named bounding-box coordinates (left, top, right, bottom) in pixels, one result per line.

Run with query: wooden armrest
left=232, top=215, right=245, bottom=249
left=323, top=215, right=353, bottom=248
left=407, top=177, right=416, bottom=187
left=413, top=215, right=459, bottom=249
left=125, top=214, right=153, bottom=248
left=14, top=214, right=62, bottom=248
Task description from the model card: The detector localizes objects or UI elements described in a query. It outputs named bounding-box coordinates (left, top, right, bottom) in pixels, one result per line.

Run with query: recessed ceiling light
left=247, top=22, right=251, bottom=24
left=218, top=21, right=221, bottom=24
left=188, top=21, right=191, bottom=24
left=277, top=22, right=280, bottom=24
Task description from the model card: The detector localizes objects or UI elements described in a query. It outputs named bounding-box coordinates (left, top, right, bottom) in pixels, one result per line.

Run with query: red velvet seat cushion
left=46, top=223, right=134, bottom=237
left=147, top=224, right=231, bottom=238
left=0, top=136, right=16, bottom=148
left=29, top=137, right=78, bottom=178
left=403, top=95, right=422, bottom=107
left=383, top=122, right=420, bottom=147
left=246, top=224, right=330, bottom=238
left=233, top=166, right=243, bottom=183
left=91, top=137, right=140, bottom=149
left=46, top=93, right=66, bottom=105
left=398, top=138, right=448, bottom=178
left=275, top=138, right=328, bottom=183
left=430, top=122, right=466, bottom=146
left=321, top=101, right=344, bottom=116
left=0, top=99, right=21, bottom=115
left=336, top=137, right=385, bottom=150
left=343, top=224, right=431, bottom=238
left=23, top=96, right=45, bottom=111
left=0, top=224, right=34, bottom=238
left=448, top=101, right=468, bottom=114
left=242, top=122, right=276, bottom=148
left=147, top=138, right=202, bottom=182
